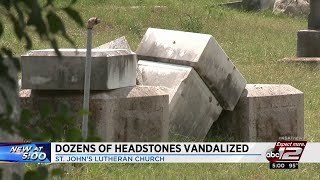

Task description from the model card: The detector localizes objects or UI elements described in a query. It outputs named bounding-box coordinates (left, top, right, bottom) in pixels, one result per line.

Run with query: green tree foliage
left=0, top=0, right=83, bottom=134
left=0, top=1, right=99, bottom=179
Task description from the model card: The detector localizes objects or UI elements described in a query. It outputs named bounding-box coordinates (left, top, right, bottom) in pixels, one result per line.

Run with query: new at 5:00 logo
left=265, top=141, right=307, bottom=162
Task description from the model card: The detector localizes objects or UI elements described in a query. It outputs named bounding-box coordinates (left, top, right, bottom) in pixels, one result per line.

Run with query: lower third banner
left=0, top=142, right=319, bottom=163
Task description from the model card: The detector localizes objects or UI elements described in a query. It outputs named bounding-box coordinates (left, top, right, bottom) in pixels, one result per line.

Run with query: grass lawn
left=3, top=0, right=319, bottom=179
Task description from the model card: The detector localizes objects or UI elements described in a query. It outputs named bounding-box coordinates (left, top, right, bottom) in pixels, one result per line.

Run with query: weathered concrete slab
left=136, top=28, right=247, bottom=111
left=138, top=60, right=223, bottom=140
left=21, top=49, right=137, bottom=90
left=20, top=86, right=169, bottom=142
left=96, top=36, right=132, bottom=51
left=297, top=30, right=320, bottom=57
left=208, top=84, right=304, bottom=142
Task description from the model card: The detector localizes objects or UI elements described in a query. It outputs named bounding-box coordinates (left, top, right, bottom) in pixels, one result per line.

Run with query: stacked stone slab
left=139, top=61, right=222, bottom=140
left=20, top=48, right=170, bottom=142
left=21, top=49, right=136, bottom=90
left=208, top=84, right=304, bottom=142
left=136, top=28, right=247, bottom=111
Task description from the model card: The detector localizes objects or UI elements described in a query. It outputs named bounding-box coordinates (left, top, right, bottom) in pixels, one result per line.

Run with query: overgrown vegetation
left=1, top=0, right=319, bottom=179
left=0, top=0, right=88, bottom=179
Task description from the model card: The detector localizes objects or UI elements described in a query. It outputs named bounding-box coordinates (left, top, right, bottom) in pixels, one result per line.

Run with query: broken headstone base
left=20, top=86, right=170, bottom=142
left=207, top=84, right=304, bottom=142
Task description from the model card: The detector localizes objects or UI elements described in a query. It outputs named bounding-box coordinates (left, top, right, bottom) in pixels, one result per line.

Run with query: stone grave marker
left=297, top=0, right=320, bottom=57
left=138, top=60, right=222, bottom=140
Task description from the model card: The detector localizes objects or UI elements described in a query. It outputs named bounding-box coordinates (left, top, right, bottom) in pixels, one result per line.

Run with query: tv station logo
left=265, top=141, right=307, bottom=169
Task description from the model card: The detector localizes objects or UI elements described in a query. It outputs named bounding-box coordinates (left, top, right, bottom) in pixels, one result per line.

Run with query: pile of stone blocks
left=19, top=27, right=305, bottom=142
left=136, top=28, right=304, bottom=142
left=136, top=28, right=246, bottom=140
left=20, top=48, right=170, bottom=142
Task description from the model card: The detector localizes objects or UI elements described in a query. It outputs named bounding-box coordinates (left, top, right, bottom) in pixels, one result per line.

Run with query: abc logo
left=265, top=148, right=280, bottom=162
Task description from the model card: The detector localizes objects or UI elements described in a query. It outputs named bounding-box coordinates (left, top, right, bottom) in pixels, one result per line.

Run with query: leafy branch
left=0, top=0, right=92, bottom=179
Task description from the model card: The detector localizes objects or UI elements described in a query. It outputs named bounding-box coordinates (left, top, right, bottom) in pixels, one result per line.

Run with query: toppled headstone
left=136, top=28, right=246, bottom=111
left=21, top=49, right=137, bottom=90
left=273, top=0, right=309, bottom=17
left=208, top=84, right=304, bottom=142
left=95, top=37, right=143, bottom=84
left=138, top=60, right=222, bottom=140
left=20, top=86, right=170, bottom=142
left=96, top=36, right=132, bottom=51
